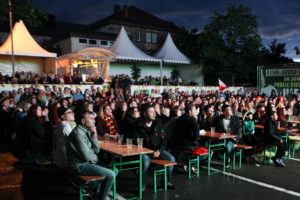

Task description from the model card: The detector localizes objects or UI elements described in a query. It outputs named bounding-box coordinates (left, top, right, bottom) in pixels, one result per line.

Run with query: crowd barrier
left=0, top=84, right=244, bottom=95
left=131, top=85, right=244, bottom=95
left=0, top=84, right=107, bottom=92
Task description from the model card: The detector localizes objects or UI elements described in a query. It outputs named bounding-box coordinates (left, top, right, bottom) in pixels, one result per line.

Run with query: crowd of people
left=0, top=71, right=198, bottom=86
left=0, top=84, right=299, bottom=199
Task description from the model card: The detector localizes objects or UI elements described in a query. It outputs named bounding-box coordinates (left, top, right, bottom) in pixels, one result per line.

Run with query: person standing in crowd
left=242, top=111, right=257, bottom=163
left=135, top=104, right=175, bottom=191
left=263, top=111, right=287, bottom=167
left=67, top=110, right=115, bottom=200
left=53, top=107, right=75, bottom=168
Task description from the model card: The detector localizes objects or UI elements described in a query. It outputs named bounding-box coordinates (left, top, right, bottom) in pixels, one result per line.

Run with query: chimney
left=114, top=5, right=120, bottom=14
left=123, top=5, right=128, bottom=17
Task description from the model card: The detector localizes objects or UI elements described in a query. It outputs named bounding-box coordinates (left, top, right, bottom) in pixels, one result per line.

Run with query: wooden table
left=289, top=121, right=300, bottom=125
left=98, top=136, right=153, bottom=200
left=199, top=131, right=236, bottom=175
left=255, top=124, right=264, bottom=129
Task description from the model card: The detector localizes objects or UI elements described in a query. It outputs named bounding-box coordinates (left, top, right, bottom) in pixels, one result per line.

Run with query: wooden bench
left=185, top=151, right=208, bottom=178
left=79, top=176, right=105, bottom=200
left=150, top=159, right=177, bottom=193
left=233, top=145, right=253, bottom=169
left=288, top=137, right=300, bottom=158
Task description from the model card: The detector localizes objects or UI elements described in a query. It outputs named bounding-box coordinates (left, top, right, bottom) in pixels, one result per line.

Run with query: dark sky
left=31, top=0, right=300, bottom=61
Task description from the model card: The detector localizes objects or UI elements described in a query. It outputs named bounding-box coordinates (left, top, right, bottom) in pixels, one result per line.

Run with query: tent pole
left=9, top=0, right=15, bottom=78
left=160, top=60, right=163, bottom=86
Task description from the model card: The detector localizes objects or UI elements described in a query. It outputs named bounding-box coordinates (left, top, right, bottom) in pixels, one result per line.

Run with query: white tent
left=154, top=33, right=190, bottom=64
left=109, top=26, right=160, bottom=62
left=0, top=20, right=57, bottom=75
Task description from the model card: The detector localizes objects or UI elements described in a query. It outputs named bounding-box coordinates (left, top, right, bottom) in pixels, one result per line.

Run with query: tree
left=197, top=4, right=263, bottom=86
left=295, top=46, right=300, bottom=55
left=0, top=0, right=49, bottom=27
left=261, top=39, right=294, bottom=64
left=131, top=64, right=141, bottom=81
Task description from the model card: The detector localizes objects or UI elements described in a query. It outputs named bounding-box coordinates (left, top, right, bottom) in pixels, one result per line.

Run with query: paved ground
left=1, top=146, right=299, bottom=200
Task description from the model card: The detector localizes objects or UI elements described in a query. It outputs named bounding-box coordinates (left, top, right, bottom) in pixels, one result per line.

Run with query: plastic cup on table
left=117, top=135, right=123, bottom=144
left=211, top=127, right=215, bottom=135
left=126, top=138, right=132, bottom=149
left=137, top=138, right=143, bottom=148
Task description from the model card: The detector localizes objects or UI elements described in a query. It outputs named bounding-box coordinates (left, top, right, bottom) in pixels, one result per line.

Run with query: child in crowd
left=242, top=111, right=257, bottom=163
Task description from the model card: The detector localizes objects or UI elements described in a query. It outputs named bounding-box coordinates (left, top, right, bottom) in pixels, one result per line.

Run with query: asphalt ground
left=0, top=147, right=299, bottom=200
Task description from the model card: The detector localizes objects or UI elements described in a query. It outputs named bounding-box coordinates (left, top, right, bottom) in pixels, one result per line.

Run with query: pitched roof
left=90, top=6, right=180, bottom=32
left=109, top=26, right=160, bottom=62
left=0, top=20, right=56, bottom=58
left=153, top=33, right=190, bottom=64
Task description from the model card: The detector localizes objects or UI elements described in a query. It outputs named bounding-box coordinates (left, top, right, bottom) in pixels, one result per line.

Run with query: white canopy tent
left=0, top=20, right=56, bottom=75
left=109, top=26, right=160, bottom=63
left=154, top=33, right=190, bottom=85
left=154, top=33, right=190, bottom=64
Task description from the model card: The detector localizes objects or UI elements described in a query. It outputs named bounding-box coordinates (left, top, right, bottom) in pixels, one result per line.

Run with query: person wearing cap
left=52, top=107, right=75, bottom=168
left=215, top=104, right=240, bottom=167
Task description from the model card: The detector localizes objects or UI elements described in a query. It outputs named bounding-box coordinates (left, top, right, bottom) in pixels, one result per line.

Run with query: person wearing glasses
left=52, top=107, right=75, bottom=168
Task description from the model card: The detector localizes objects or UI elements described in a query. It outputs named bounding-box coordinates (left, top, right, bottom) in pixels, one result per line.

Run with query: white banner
left=130, top=85, right=244, bottom=95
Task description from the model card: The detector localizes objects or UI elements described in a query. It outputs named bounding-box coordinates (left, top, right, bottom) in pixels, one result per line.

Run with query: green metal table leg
left=112, top=156, right=117, bottom=200
left=164, top=166, right=167, bottom=190
left=79, top=185, right=83, bottom=200
left=154, top=166, right=157, bottom=193
left=208, top=146, right=211, bottom=176
left=239, top=149, right=242, bottom=168
left=223, top=139, right=226, bottom=173
left=197, top=155, right=200, bottom=177
left=139, top=154, right=143, bottom=200
left=188, top=155, right=191, bottom=178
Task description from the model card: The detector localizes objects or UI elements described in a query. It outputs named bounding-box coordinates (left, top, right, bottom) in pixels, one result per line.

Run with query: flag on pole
left=219, top=79, right=229, bottom=91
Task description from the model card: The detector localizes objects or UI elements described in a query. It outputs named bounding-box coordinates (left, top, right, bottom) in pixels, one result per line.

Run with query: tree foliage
left=0, top=0, right=49, bottom=27
left=131, top=64, right=141, bottom=81
left=197, top=4, right=263, bottom=85
left=261, top=39, right=294, bottom=64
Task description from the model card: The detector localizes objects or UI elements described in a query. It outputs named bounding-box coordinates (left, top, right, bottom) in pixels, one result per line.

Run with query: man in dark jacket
left=135, top=104, right=175, bottom=191
left=215, top=105, right=240, bottom=166
left=263, top=111, right=287, bottom=167
left=176, top=103, right=200, bottom=150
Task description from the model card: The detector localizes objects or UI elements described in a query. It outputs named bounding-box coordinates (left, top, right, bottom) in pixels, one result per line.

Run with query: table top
left=290, top=132, right=300, bottom=136
left=255, top=124, right=264, bottom=129
left=199, top=131, right=237, bottom=139
left=289, top=121, right=300, bottom=125
left=98, top=136, right=153, bottom=157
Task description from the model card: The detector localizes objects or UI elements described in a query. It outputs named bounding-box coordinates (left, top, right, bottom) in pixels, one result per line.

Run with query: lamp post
left=8, top=0, right=15, bottom=78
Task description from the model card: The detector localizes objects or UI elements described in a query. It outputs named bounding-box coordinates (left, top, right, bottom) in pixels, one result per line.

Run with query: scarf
left=103, top=114, right=117, bottom=135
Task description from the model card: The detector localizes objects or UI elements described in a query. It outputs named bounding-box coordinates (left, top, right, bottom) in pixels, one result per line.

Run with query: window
left=136, top=31, right=141, bottom=42
left=79, top=38, right=87, bottom=44
left=152, top=33, right=157, bottom=43
left=100, top=40, right=108, bottom=46
left=146, top=32, right=151, bottom=43
left=89, top=39, right=97, bottom=45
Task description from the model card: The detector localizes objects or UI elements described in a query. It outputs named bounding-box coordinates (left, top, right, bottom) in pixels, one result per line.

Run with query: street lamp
left=8, top=0, right=15, bottom=78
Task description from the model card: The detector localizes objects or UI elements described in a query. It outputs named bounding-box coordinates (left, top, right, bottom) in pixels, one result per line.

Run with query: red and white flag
left=219, top=79, right=229, bottom=91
